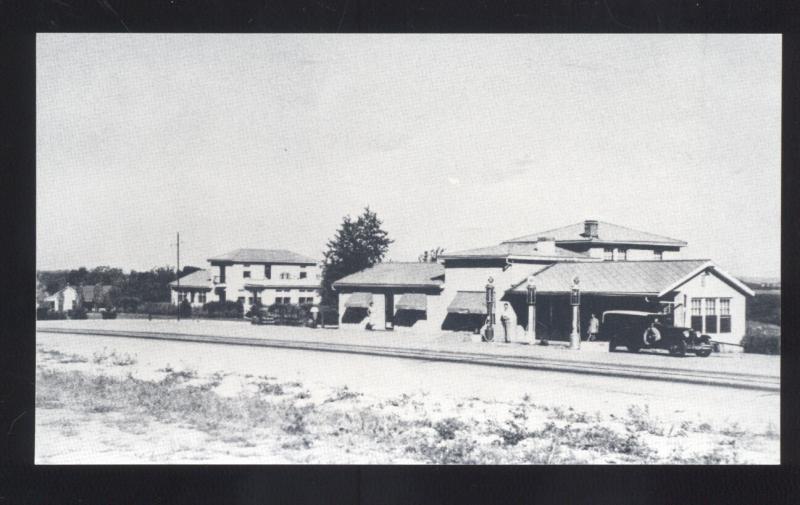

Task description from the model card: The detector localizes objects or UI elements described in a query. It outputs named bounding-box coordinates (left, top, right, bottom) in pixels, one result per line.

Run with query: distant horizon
left=37, top=34, right=781, bottom=278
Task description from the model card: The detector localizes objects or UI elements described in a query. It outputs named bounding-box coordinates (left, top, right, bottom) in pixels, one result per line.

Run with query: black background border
left=2, top=1, right=799, bottom=503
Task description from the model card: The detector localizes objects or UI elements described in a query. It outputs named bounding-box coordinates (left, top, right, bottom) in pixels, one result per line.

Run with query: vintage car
left=250, top=305, right=306, bottom=326
left=600, top=310, right=713, bottom=357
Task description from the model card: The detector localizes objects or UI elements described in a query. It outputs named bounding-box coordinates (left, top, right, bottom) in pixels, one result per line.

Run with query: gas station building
left=333, top=220, right=753, bottom=348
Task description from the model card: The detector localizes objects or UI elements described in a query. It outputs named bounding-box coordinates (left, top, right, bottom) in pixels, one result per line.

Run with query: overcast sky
left=37, top=34, right=781, bottom=277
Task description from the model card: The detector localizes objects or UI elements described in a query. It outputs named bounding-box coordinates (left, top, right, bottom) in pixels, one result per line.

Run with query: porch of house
left=500, top=293, right=664, bottom=342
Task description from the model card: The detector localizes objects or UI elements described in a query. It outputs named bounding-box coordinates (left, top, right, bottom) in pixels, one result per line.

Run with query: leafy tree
left=36, top=277, right=49, bottom=306
left=320, top=207, right=393, bottom=305
left=67, top=267, right=89, bottom=287
left=181, top=266, right=202, bottom=277
left=38, top=270, right=69, bottom=294
left=126, top=266, right=177, bottom=303
left=419, top=247, right=445, bottom=263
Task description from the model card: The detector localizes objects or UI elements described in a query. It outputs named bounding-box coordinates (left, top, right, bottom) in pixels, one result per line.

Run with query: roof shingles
left=503, top=220, right=687, bottom=246
left=509, top=260, right=711, bottom=295
left=208, top=248, right=317, bottom=265
left=169, top=269, right=214, bottom=289
left=333, top=262, right=444, bottom=289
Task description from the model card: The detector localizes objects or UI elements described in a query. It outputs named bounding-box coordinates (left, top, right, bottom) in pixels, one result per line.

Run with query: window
left=247, top=297, right=253, bottom=304
left=264, top=265, right=271, bottom=279
left=654, top=250, right=663, bottom=260
left=237, top=297, right=245, bottom=304
left=299, top=271, right=307, bottom=279
left=198, top=292, right=207, bottom=304
left=243, top=263, right=250, bottom=267
left=719, top=298, right=731, bottom=333
left=280, top=272, right=291, bottom=280
left=617, top=248, right=627, bottom=261
left=177, top=292, right=185, bottom=302
left=243, top=271, right=251, bottom=278
left=603, top=248, right=614, bottom=261
left=690, top=298, right=703, bottom=331
left=705, top=298, right=717, bottom=333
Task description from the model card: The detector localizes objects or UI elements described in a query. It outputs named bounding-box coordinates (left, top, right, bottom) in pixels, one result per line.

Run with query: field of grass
left=36, top=343, right=778, bottom=464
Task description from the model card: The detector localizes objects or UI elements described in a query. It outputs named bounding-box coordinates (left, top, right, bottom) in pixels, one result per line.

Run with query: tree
left=181, top=266, right=202, bottom=277
left=419, top=247, right=445, bottom=263
left=320, top=207, right=393, bottom=305
left=36, top=277, right=48, bottom=307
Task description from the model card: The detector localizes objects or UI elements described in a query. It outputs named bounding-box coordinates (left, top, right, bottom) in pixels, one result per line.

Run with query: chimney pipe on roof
left=584, top=220, right=598, bottom=238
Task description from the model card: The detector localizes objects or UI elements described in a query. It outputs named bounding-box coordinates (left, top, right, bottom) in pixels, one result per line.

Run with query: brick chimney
left=583, top=220, right=599, bottom=239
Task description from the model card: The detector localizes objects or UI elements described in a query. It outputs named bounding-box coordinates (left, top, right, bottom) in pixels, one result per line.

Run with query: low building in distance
left=170, top=248, right=321, bottom=312
left=42, top=284, right=114, bottom=312
left=333, top=220, right=753, bottom=350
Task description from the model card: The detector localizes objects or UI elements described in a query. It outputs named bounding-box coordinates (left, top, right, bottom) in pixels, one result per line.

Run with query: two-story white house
left=170, top=249, right=322, bottom=314
left=333, top=220, right=753, bottom=350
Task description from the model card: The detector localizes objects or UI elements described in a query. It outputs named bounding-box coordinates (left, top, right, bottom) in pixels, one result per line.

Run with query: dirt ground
left=35, top=331, right=779, bottom=464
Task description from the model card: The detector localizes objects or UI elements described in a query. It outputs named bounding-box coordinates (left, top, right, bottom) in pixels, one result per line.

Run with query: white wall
left=44, top=286, right=79, bottom=312
left=433, top=262, right=549, bottom=329
left=209, top=262, right=321, bottom=314
left=671, top=270, right=747, bottom=351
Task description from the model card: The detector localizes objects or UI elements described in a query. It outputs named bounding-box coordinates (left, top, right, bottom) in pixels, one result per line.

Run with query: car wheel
left=695, top=349, right=712, bottom=358
left=669, top=341, right=686, bottom=357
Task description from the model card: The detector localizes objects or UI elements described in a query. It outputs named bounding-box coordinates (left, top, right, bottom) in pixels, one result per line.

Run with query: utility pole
left=173, top=232, right=181, bottom=322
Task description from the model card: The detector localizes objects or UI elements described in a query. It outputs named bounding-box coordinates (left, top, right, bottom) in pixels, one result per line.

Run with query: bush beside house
left=742, top=291, right=781, bottom=355
left=198, top=301, right=244, bottom=319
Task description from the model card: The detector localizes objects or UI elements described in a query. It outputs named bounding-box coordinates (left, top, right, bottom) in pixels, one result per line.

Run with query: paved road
left=37, top=320, right=780, bottom=391
left=35, top=331, right=780, bottom=434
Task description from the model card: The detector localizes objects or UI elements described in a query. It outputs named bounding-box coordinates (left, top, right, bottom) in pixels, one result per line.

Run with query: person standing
left=365, top=302, right=374, bottom=331
left=587, top=313, right=600, bottom=341
left=500, top=302, right=516, bottom=343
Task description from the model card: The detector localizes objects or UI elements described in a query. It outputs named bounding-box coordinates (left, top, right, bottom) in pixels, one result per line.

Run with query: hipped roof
left=333, top=262, right=444, bottom=289
left=169, top=269, right=214, bottom=289
left=208, top=248, right=317, bottom=265
left=503, top=220, right=687, bottom=247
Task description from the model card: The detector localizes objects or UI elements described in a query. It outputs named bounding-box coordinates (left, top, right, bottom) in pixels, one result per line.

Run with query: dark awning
left=396, top=293, right=427, bottom=311
left=345, top=292, right=373, bottom=309
left=447, top=291, right=487, bottom=315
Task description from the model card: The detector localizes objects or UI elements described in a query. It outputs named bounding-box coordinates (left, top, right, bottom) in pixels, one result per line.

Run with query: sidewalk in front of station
left=36, top=318, right=780, bottom=380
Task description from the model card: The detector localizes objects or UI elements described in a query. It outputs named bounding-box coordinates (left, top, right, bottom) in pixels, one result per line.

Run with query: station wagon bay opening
left=171, top=219, right=753, bottom=352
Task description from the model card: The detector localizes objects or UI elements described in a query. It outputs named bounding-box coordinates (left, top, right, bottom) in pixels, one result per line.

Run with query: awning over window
left=345, top=292, right=373, bottom=309
left=447, top=291, right=487, bottom=315
left=396, top=293, right=427, bottom=311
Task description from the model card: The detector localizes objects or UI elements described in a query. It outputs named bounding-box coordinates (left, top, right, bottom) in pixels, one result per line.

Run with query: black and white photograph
left=35, top=33, right=781, bottom=465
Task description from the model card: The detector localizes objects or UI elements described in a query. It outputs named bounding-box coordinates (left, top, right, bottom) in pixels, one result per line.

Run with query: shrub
left=741, top=332, right=780, bottom=355
left=139, top=302, right=178, bottom=316
left=200, top=301, right=244, bottom=319
left=115, top=296, right=141, bottom=313
left=67, top=306, right=88, bottom=319
left=746, top=292, right=781, bottom=326
left=179, top=299, right=192, bottom=318
left=37, top=307, right=67, bottom=320
left=318, top=305, right=339, bottom=326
